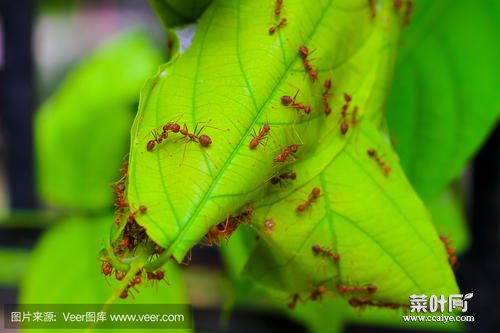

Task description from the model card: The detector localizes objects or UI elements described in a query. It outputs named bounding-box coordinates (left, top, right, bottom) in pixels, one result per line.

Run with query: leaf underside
left=120, top=0, right=458, bottom=306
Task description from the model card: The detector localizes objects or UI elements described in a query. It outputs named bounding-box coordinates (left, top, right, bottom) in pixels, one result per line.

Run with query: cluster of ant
left=100, top=261, right=168, bottom=299
left=269, top=0, right=286, bottom=35
left=367, top=148, right=392, bottom=176
left=202, top=204, right=254, bottom=247
left=287, top=285, right=326, bottom=309
left=288, top=282, right=378, bottom=309
left=105, top=160, right=171, bottom=299
left=439, top=235, right=458, bottom=268
left=146, top=121, right=212, bottom=152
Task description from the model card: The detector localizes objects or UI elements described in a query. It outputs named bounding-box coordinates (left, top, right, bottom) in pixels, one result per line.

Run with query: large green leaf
left=19, top=215, right=191, bottom=333
left=35, top=32, right=163, bottom=211
left=124, top=0, right=400, bottom=260
left=110, top=0, right=458, bottom=307
left=386, top=0, right=500, bottom=201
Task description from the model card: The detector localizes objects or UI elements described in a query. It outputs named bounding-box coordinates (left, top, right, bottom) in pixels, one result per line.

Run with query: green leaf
left=386, top=0, right=500, bottom=201
left=35, top=31, right=163, bottom=211
left=117, top=0, right=458, bottom=307
left=244, top=121, right=458, bottom=305
left=19, top=215, right=191, bottom=333
left=427, top=188, right=469, bottom=253
left=125, top=0, right=402, bottom=263
left=0, top=248, right=30, bottom=286
left=149, top=0, right=212, bottom=28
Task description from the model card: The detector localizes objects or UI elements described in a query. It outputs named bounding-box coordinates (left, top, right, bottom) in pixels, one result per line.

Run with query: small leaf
left=35, top=32, right=163, bottom=211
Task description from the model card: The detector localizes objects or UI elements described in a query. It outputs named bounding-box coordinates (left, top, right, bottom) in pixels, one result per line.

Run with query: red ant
left=147, top=269, right=169, bottom=289
left=101, top=261, right=113, bottom=276
left=368, top=0, right=376, bottom=19
left=127, top=205, right=148, bottom=224
left=274, top=144, right=299, bottom=163
left=146, top=122, right=181, bottom=151
left=351, top=106, right=359, bottom=127
left=178, top=123, right=212, bottom=147
left=367, top=148, right=391, bottom=175
left=270, top=171, right=296, bottom=185
left=312, top=244, right=340, bottom=261
left=281, top=91, right=311, bottom=114
left=120, top=161, right=128, bottom=179
left=204, top=204, right=253, bottom=246
left=298, top=44, right=318, bottom=81
left=309, top=285, right=327, bottom=301
left=119, top=236, right=132, bottom=249
left=119, top=289, right=129, bottom=299
left=340, top=93, right=353, bottom=134
left=269, top=18, right=287, bottom=35
left=439, top=235, right=458, bottom=268
left=296, top=187, right=320, bottom=212
left=288, top=293, right=300, bottom=309
left=274, top=0, right=283, bottom=17
left=322, top=79, right=333, bottom=115
left=249, top=124, right=271, bottom=149
left=393, top=0, right=403, bottom=10
left=338, top=283, right=377, bottom=294
left=115, top=270, right=125, bottom=281
left=349, top=299, right=402, bottom=310
left=114, top=183, right=129, bottom=225
left=403, top=0, right=413, bottom=26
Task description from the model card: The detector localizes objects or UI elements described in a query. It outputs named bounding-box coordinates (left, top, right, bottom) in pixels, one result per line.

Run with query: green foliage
left=386, top=0, right=500, bottom=201
left=0, top=249, right=30, bottom=286
left=35, top=32, right=163, bottom=211
left=114, top=0, right=459, bottom=308
left=19, top=216, right=191, bottom=333
left=149, top=0, right=212, bottom=28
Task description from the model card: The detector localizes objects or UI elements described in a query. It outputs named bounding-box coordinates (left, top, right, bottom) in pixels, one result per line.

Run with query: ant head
left=298, top=45, right=309, bottom=58
left=115, top=270, right=125, bottom=281
left=281, top=95, right=293, bottom=106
